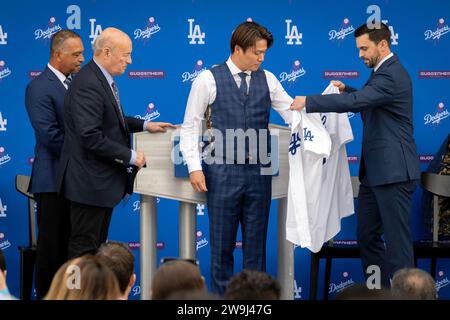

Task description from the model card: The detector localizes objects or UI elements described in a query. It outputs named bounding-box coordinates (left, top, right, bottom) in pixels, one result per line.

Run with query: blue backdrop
left=0, top=0, right=449, bottom=299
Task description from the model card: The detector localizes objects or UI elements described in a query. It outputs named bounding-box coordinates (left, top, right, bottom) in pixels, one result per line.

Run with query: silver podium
left=133, top=124, right=294, bottom=300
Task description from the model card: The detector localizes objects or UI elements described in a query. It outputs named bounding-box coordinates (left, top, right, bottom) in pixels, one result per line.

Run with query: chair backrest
left=351, top=176, right=360, bottom=198
left=421, top=172, right=450, bottom=198
left=421, top=172, right=450, bottom=243
left=15, top=175, right=37, bottom=248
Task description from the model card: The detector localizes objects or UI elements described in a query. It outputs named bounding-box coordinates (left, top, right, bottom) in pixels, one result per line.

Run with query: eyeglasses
left=160, top=257, right=199, bottom=266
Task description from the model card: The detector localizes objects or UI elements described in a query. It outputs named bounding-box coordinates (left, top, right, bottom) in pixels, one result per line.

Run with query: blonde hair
left=44, top=255, right=121, bottom=300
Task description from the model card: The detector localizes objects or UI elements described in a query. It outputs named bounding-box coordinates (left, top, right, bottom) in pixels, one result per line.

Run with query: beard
left=366, top=54, right=380, bottom=68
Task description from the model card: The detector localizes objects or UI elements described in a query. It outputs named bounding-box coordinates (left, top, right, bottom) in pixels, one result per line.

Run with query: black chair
left=15, top=174, right=37, bottom=300
left=414, top=172, right=450, bottom=277
left=309, top=176, right=361, bottom=300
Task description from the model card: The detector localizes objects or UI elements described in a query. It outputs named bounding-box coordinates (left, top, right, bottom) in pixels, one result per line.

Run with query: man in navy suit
left=290, top=22, right=421, bottom=286
left=57, top=28, right=174, bottom=259
left=25, top=30, right=84, bottom=298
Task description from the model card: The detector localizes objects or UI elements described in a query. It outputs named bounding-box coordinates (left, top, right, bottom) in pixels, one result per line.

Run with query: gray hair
left=391, top=268, right=437, bottom=300
left=92, top=33, right=107, bottom=54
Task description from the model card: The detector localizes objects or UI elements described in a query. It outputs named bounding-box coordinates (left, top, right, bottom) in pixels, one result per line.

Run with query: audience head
left=224, top=269, right=281, bottom=300
left=334, top=283, right=391, bottom=300
left=391, top=268, right=438, bottom=300
left=44, top=254, right=121, bottom=300
left=151, top=258, right=206, bottom=300
left=96, top=241, right=136, bottom=300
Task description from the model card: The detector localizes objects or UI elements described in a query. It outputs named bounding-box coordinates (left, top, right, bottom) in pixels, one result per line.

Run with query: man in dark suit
left=290, top=22, right=421, bottom=286
left=57, top=27, right=174, bottom=259
left=25, top=30, right=84, bottom=298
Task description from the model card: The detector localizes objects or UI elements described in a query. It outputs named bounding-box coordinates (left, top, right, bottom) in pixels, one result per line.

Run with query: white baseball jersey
left=286, top=110, right=331, bottom=247
left=287, top=84, right=355, bottom=252
left=309, top=83, right=355, bottom=252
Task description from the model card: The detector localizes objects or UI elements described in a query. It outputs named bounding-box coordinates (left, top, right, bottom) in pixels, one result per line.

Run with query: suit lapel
left=45, top=66, right=67, bottom=93
left=88, top=61, right=128, bottom=133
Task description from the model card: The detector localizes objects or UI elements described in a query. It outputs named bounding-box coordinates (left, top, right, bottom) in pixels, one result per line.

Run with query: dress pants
left=357, top=179, right=417, bottom=287
left=68, top=201, right=113, bottom=259
left=34, top=192, right=71, bottom=299
left=205, top=163, right=272, bottom=295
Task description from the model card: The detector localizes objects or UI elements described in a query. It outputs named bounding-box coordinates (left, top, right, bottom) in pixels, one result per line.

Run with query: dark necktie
left=63, top=75, right=72, bottom=88
left=238, top=72, right=248, bottom=96
left=111, top=82, right=126, bottom=124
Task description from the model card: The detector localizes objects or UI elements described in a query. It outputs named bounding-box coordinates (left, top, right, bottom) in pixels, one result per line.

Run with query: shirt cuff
left=129, top=149, right=137, bottom=165
left=187, top=161, right=202, bottom=173
left=143, top=120, right=149, bottom=131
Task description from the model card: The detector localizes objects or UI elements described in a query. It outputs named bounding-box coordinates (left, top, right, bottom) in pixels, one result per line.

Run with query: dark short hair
left=230, top=21, right=273, bottom=54
left=354, top=22, right=391, bottom=46
left=0, top=249, right=6, bottom=272
left=97, top=241, right=135, bottom=294
left=224, top=269, right=280, bottom=300
left=50, top=29, right=81, bottom=56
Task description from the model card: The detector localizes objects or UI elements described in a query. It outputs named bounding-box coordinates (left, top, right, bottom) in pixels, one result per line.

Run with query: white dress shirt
left=47, top=63, right=70, bottom=89
left=374, top=52, right=393, bottom=72
left=180, top=57, right=293, bottom=173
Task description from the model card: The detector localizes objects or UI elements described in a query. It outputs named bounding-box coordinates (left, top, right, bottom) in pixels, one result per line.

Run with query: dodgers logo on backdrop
left=0, top=111, right=7, bottom=131
left=279, top=60, right=306, bottom=84
left=436, top=271, right=450, bottom=292
left=188, top=19, right=205, bottom=44
left=293, top=280, right=302, bottom=299
left=329, top=271, right=355, bottom=295
left=0, top=25, right=7, bottom=45
left=196, top=231, right=208, bottom=250
left=0, top=146, right=11, bottom=166
left=132, top=285, right=141, bottom=297
left=134, top=103, right=161, bottom=122
left=134, top=17, right=161, bottom=41
left=0, top=198, right=7, bottom=218
left=382, top=19, right=399, bottom=45
left=329, top=18, right=355, bottom=41
left=34, top=17, right=62, bottom=40
left=424, top=102, right=449, bottom=126
left=0, top=60, right=12, bottom=80
left=285, top=19, right=302, bottom=45
left=0, top=232, right=11, bottom=250
left=132, top=198, right=160, bottom=212
left=182, top=60, right=206, bottom=83
left=89, top=18, right=103, bottom=44
left=196, top=204, right=205, bottom=216
left=425, top=18, right=450, bottom=41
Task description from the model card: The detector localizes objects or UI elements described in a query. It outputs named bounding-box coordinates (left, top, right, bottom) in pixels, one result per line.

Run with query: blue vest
left=209, top=63, right=272, bottom=164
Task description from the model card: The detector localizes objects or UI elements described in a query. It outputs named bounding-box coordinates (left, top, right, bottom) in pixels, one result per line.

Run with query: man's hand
left=135, top=150, right=147, bottom=168
left=189, top=170, right=207, bottom=192
left=330, top=80, right=346, bottom=93
left=146, top=122, right=177, bottom=133
left=290, top=96, right=306, bottom=111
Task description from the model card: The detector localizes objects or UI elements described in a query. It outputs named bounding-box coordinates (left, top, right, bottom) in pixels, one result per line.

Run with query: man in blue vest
left=180, top=21, right=293, bottom=294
